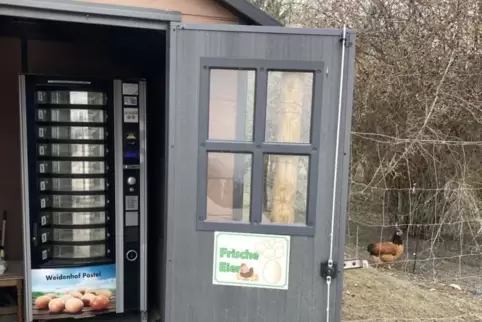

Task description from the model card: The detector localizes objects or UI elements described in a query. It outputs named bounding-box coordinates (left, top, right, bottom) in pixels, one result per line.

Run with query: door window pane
left=37, top=91, right=106, bottom=105
left=48, top=195, right=106, bottom=208
left=49, top=178, right=106, bottom=192
left=53, top=244, right=105, bottom=259
left=39, top=161, right=105, bottom=174
left=38, top=109, right=106, bottom=123
left=38, top=126, right=105, bottom=140
left=53, top=228, right=106, bottom=242
left=206, top=152, right=252, bottom=222
left=50, top=211, right=106, bottom=225
left=208, top=69, right=255, bottom=141
left=263, top=154, right=309, bottom=225
left=39, top=144, right=105, bottom=158
left=265, top=71, right=314, bottom=144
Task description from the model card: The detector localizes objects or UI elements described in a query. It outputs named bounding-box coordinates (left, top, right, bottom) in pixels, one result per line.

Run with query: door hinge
left=320, top=260, right=338, bottom=281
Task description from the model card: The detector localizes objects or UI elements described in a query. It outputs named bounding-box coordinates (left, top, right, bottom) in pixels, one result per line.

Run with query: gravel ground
left=343, top=267, right=482, bottom=321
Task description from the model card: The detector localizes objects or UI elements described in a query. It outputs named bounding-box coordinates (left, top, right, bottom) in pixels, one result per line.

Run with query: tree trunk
left=270, top=73, right=304, bottom=223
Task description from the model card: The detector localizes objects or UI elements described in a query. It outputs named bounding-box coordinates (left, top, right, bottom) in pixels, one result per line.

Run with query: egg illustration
left=263, top=259, right=283, bottom=285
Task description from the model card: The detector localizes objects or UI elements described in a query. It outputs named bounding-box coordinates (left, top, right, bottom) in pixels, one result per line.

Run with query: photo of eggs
left=31, top=264, right=116, bottom=320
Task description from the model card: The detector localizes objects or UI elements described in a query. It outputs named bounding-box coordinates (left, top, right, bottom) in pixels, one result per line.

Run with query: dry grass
left=342, top=267, right=482, bottom=321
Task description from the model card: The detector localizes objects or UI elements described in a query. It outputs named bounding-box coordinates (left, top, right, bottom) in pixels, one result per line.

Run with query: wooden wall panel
left=77, top=0, right=241, bottom=24
left=0, top=37, right=22, bottom=261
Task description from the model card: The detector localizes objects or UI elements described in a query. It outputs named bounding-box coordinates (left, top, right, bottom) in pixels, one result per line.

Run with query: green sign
left=212, top=232, right=290, bottom=290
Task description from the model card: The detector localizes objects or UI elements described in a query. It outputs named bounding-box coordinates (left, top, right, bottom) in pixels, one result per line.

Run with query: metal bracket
left=340, top=34, right=353, bottom=48
left=320, top=260, right=338, bottom=281
left=344, top=259, right=369, bottom=270
left=141, top=311, right=148, bottom=322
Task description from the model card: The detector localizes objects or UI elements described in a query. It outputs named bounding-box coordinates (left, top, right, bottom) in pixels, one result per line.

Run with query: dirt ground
left=342, top=267, right=482, bottom=321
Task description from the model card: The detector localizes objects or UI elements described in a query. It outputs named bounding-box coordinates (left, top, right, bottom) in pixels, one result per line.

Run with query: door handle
left=32, top=222, right=38, bottom=247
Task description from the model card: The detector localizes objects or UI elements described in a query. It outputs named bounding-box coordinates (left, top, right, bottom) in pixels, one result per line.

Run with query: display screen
left=125, top=151, right=138, bottom=159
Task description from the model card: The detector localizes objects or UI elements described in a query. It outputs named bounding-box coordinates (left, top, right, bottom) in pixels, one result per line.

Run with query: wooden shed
left=0, top=1, right=356, bottom=321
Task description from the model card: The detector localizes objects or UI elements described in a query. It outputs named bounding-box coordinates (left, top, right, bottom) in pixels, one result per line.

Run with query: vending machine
left=19, top=75, right=147, bottom=321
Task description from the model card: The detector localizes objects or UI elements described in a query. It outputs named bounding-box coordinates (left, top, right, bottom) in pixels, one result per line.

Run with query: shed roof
left=216, top=0, right=282, bottom=26
left=0, top=0, right=282, bottom=29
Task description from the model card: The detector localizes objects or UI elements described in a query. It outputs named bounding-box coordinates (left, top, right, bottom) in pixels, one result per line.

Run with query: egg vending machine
left=19, top=75, right=147, bottom=321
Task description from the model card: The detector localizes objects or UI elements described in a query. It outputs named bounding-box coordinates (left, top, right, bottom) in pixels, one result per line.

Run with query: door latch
left=321, top=259, right=369, bottom=281
left=320, top=260, right=337, bottom=281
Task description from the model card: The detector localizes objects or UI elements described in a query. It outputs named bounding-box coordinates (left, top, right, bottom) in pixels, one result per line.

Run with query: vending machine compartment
left=26, top=77, right=116, bottom=269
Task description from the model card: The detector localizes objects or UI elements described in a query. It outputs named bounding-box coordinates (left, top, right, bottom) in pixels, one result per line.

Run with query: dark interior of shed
left=0, top=15, right=167, bottom=318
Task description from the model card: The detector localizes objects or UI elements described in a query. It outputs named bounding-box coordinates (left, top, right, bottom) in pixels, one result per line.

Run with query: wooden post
left=269, top=72, right=304, bottom=224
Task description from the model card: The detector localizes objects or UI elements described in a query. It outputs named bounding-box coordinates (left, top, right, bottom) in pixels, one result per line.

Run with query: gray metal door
left=164, top=23, right=356, bottom=322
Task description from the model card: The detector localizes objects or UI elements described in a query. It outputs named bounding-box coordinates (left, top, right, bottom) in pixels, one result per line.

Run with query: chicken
left=239, top=264, right=254, bottom=279
left=237, top=263, right=258, bottom=281
left=366, top=228, right=404, bottom=269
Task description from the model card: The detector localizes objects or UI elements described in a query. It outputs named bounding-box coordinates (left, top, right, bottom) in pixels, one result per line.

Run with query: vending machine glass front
left=29, top=78, right=115, bottom=268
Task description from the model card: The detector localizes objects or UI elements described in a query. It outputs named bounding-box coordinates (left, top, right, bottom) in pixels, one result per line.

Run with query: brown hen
left=366, top=228, right=404, bottom=269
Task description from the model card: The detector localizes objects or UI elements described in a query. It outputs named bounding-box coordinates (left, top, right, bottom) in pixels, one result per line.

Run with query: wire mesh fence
left=343, top=132, right=482, bottom=321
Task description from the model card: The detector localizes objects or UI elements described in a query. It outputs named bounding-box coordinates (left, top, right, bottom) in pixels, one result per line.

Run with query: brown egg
left=48, top=298, right=65, bottom=313
left=45, top=293, right=57, bottom=299
left=81, top=293, right=96, bottom=307
left=64, top=297, right=84, bottom=313
left=59, top=295, right=73, bottom=303
left=95, top=289, right=112, bottom=299
left=77, top=288, right=86, bottom=295
left=90, top=295, right=110, bottom=311
left=85, top=289, right=97, bottom=295
left=35, top=296, right=51, bottom=309
left=69, top=291, right=83, bottom=299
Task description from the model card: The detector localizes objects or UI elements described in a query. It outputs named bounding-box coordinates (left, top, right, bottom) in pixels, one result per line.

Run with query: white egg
left=264, top=249, right=276, bottom=258
left=255, top=241, right=268, bottom=253
left=263, top=259, right=283, bottom=285
left=273, top=249, right=284, bottom=259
